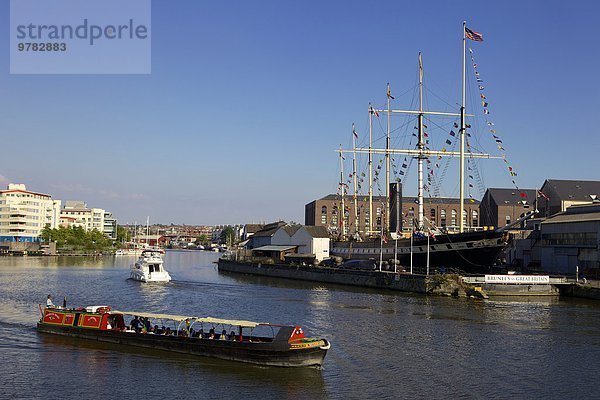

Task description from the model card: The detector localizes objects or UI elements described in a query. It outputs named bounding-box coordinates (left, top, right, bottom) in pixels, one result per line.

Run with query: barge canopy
left=110, top=309, right=266, bottom=328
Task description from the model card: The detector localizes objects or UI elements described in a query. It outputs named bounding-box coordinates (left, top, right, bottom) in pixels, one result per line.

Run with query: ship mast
left=368, top=103, right=373, bottom=236
left=459, top=21, right=467, bottom=233
left=352, top=123, right=359, bottom=238
left=337, top=33, right=499, bottom=235
left=417, top=53, right=425, bottom=230
left=386, top=83, right=391, bottom=233
left=339, top=144, right=346, bottom=238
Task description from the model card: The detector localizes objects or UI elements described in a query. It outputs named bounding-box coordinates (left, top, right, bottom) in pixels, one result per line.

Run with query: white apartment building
left=60, top=201, right=106, bottom=233
left=0, top=183, right=61, bottom=242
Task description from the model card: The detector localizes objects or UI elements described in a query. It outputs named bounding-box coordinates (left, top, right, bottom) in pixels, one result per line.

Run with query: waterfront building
left=247, top=221, right=286, bottom=248
left=305, top=194, right=480, bottom=236
left=539, top=204, right=600, bottom=278
left=211, top=226, right=223, bottom=243
left=59, top=216, right=77, bottom=227
left=196, top=225, right=214, bottom=239
left=479, top=188, right=537, bottom=229
left=135, top=234, right=163, bottom=247
left=270, top=225, right=330, bottom=262
left=104, top=212, right=117, bottom=240
left=0, top=183, right=61, bottom=242
left=59, top=201, right=111, bottom=234
left=538, top=179, right=600, bottom=217
left=242, top=224, right=263, bottom=241
left=510, top=204, right=600, bottom=278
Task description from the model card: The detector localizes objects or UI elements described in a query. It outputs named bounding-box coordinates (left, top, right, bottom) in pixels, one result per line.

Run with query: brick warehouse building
left=479, top=188, right=537, bottom=229
left=305, top=194, right=481, bottom=236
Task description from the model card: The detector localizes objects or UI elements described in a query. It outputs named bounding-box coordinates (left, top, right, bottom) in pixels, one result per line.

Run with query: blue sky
left=1, top=0, right=599, bottom=225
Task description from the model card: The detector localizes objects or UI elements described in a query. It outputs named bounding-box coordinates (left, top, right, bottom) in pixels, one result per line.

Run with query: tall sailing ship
left=330, top=23, right=534, bottom=274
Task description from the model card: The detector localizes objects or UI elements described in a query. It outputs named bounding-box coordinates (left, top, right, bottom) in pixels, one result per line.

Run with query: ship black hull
left=37, top=324, right=328, bottom=368
left=331, top=230, right=507, bottom=274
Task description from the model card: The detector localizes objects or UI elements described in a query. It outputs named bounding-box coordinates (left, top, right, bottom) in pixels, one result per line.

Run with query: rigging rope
left=468, top=47, right=528, bottom=203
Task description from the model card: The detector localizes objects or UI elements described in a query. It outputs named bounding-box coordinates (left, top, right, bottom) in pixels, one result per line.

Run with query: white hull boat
left=130, top=250, right=171, bottom=283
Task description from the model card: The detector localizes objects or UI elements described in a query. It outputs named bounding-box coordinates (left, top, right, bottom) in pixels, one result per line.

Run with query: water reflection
left=0, top=255, right=128, bottom=269
left=38, top=333, right=327, bottom=398
left=128, top=279, right=171, bottom=311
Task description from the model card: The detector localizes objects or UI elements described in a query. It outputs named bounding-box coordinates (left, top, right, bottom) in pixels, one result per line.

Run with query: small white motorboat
left=130, top=250, right=171, bottom=283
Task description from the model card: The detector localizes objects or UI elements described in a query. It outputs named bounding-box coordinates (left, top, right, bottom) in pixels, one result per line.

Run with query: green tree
left=116, top=225, right=131, bottom=244
left=87, top=229, right=112, bottom=252
left=220, top=226, right=236, bottom=246
left=196, top=234, right=209, bottom=246
left=67, top=226, right=86, bottom=248
left=40, top=224, right=53, bottom=242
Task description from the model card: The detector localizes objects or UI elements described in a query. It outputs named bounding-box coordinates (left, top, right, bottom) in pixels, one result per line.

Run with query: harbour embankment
left=558, top=282, right=600, bottom=300
left=217, top=259, right=563, bottom=297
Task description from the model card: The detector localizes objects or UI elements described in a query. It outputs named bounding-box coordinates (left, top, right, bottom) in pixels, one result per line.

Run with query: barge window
left=248, top=325, right=278, bottom=342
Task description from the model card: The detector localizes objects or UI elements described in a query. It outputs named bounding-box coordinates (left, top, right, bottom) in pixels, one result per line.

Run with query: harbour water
left=1, top=250, right=599, bottom=399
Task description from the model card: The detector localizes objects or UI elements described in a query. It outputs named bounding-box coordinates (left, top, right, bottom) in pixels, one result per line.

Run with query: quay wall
left=217, top=260, right=466, bottom=295
left=218, top=260, right=564, bottom=297
left=559, top=283, right=600, bottom=300
left=0, top=241, right=42, bottom=255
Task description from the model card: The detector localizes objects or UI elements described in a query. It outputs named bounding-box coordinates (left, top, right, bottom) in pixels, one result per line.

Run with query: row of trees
left=39, top=224, right=239, bottom=253
left=40, top=225, right=119, bottom=253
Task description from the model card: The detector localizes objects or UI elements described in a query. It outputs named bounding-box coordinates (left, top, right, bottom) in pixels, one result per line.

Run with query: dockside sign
left=484, top=275, right=550, bottom=284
